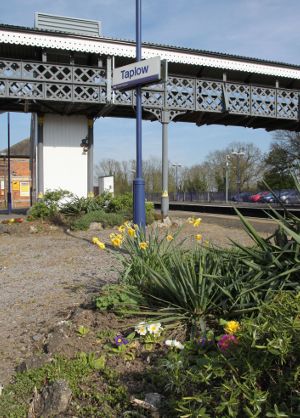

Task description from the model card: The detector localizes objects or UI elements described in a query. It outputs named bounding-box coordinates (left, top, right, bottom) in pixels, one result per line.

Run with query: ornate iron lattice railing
left=0, top=59, right=299, bottom=120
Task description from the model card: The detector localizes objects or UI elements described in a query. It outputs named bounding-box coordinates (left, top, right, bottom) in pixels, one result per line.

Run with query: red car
left=250, top=191, right=269, bottom=202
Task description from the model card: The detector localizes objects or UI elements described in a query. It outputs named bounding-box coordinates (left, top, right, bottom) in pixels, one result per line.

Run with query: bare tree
left=205, top=142, right=264, bottom=192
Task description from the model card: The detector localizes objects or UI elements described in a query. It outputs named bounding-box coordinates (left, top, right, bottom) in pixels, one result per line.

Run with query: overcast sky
left=1, top=0, right=300, bottom=166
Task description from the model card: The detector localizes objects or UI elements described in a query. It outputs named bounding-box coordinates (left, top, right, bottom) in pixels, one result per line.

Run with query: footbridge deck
left=0, top=23, right=300, bottom=130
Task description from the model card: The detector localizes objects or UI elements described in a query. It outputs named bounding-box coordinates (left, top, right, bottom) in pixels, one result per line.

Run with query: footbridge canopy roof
left=0, top=23, right=300, bottom=88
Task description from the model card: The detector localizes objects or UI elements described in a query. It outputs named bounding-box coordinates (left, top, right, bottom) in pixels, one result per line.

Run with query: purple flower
left=114, top=335, right=129, bottom=346
left=217, top=334, right=238, bottom=351
left=199, top=337, right=207, bottom=347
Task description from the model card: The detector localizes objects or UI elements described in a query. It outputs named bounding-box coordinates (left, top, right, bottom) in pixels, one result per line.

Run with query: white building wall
left=43, top=114, right=88, bottom=197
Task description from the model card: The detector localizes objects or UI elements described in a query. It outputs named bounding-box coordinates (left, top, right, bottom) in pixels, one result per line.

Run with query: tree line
left=95, top=132, right=300, bottom=195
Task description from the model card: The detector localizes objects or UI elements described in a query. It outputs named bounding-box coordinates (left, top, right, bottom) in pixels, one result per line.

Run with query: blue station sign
left=112, top=56, right=161, bottom=91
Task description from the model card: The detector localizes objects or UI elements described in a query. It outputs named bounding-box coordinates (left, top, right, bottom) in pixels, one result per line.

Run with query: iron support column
left=37, top=115, right=44, bottom=197
left=7, top=113, right=12, bottom=214
left=236, top=155, right=241, bottom=194
left=225, top=155, right=230, bottom=203
left=161, top=110, right=169, bottom=218
left=133, top=0, right=146, bottom=227
left=87, top=118, right=94, bottom=195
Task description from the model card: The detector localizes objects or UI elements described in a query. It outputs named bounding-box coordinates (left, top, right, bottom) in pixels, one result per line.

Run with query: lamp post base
left=161, top=195, right=169, bottom=219
left=133, top=177, right=146, bottom=228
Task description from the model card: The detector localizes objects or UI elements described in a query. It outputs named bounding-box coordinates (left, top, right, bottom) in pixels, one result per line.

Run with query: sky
left=1, top=0, right=300, bottom=166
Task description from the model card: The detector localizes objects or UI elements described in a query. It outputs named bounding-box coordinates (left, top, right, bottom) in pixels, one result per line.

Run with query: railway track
left=153, top=201, right=300, bottom=218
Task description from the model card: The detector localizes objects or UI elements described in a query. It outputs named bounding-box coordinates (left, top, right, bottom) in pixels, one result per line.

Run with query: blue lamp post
left=133, top=0, right=146, bottom=228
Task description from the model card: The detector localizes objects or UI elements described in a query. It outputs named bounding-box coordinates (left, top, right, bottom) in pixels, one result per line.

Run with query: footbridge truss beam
left=0, top=58, right=299, bottom=131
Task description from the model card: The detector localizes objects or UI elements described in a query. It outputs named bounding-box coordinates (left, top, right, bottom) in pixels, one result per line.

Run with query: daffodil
left=92, top=237, right=105, bottom=250
left=147, top=323, right=162, bottom=335
left=166, top=234, right=174, bottom=242
left=195, top=234, right=202, bottom=242
left=224, top=320, right=240, bottom=334
left=193, top=218, right=202, bottom=227
left=110, top=233, right=123, bottom=241
left=96, top=241, right=105, bottom=250
left=127, top=227, right=136, bottom=238
left=187, top=217, right=194, bottom=224
left=111, top=237, right=122, bottom=248
left=135, top=322, right=147, bottom=336
left=118, top=225, right=126, bottom=233
left=139, top=241, right=148, bottom=250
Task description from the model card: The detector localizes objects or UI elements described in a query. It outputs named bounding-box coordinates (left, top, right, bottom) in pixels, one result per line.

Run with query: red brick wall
left=0, top=157, right=31, bottom=208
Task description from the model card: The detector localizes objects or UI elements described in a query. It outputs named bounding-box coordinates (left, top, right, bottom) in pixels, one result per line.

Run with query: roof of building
left=0, top=22, right=299, bottom=70
left=0, top=138, right=30, bottom=157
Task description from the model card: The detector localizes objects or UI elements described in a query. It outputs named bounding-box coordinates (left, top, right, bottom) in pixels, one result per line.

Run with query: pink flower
left=217, top=334, right=238, bottom=351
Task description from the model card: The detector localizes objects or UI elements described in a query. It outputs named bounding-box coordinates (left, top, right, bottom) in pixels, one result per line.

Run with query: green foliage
left=60, top=193, right=109, bottom=215
left=71, top=210, right=124, bottom=230
left=157, top=292, right=300, bottom=417
left=0, top=356, right=91, bottom=417
left=0, top=355, right=132, bottom=418
left=106, top=192, right=133, bottom=213
left=119, top=174, right=300, bottom=335
left=77, top=325, right=89, bottom=337
left=79, top=352, right=106, bottom=370
left=145, top=201, right=155, bottom=224
left=95, top=284, right=144, bottom=313
left=28, top=188, right=71, bottom=220
left=120, top=225, right=183, bottom=286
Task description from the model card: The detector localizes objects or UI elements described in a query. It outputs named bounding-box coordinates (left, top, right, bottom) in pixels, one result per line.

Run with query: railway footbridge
left=1, top=13, right=300, bottom=214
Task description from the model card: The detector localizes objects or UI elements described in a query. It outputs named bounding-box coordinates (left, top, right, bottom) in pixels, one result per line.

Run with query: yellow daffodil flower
left=127, top=227, right=136, bottom=238
left=166, top=234, right=174, bottom=242
left=118, top=225, right=126, bottom=233
left=111, top=237, right=122, bottom=248
left=139, top=241, right=148, bottom=250
left=92, top=237, right=105, bottom=250
left=187, top=217, right=194, bottom=224
left=193, top=218, right=202, bottom=227
left=96, top=241, right=105, bottom=250
left=195, top=234, right=202, bottom=242
left=224, top=320, right=240, bottom=334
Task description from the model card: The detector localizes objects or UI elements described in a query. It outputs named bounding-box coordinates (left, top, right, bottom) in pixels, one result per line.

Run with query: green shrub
left=146, top=201, right=155, bottom=224
left=106, top=193, right=133, bottom=213
left=95, top=284, right=144, bottom=313
left=71, top=210, right=124, bottom=230
left=28, top=189, right=71, bottom=220
left=60, top=193, right=111, bottom=215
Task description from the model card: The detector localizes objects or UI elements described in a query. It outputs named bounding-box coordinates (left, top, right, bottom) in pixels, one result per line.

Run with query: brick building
left=0, top=138, right=31, bottom=209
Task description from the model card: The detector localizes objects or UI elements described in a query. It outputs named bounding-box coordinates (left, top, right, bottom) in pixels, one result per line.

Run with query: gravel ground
left=0, top=213, right=276, bottom=385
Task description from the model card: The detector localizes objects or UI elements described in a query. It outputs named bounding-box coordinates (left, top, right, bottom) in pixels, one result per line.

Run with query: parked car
left=250, top=191, right=269, bottom=202
left=261, top=191, right=281, bottom=203
left=279, top=189, right=300, bottom=204
left=260, top=189, right=299, bottom=204
left=231, top=192, right=253, bottom=202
